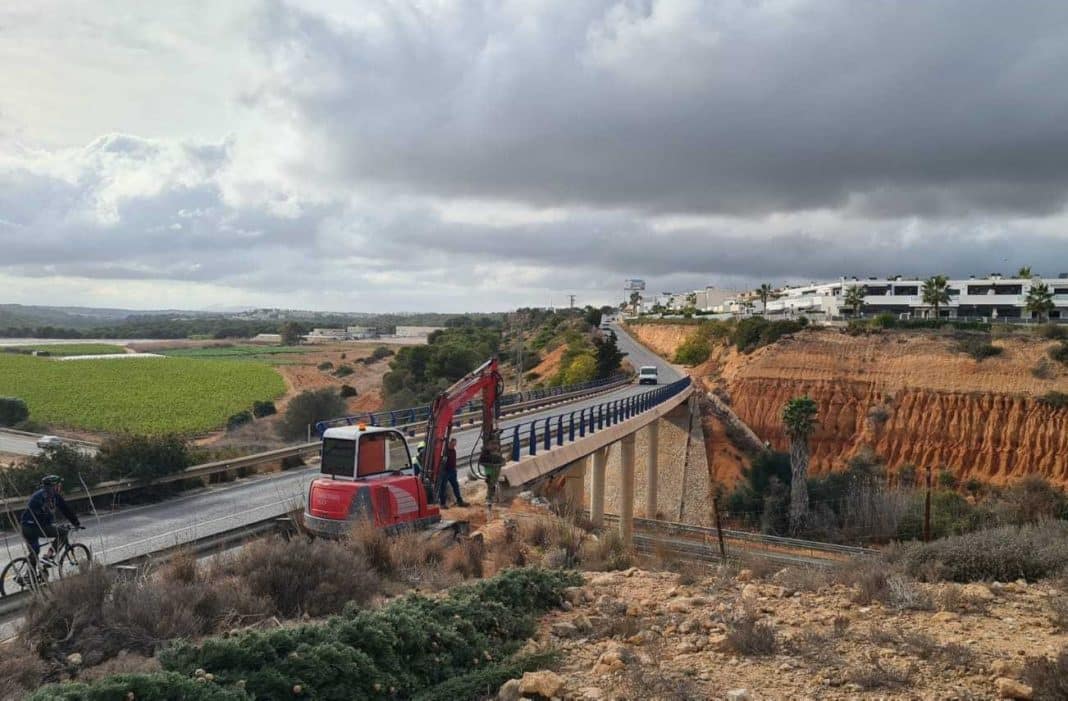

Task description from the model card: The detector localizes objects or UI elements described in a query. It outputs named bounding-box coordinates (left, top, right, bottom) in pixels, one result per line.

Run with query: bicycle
left=0, top=525, right=91, bottom=597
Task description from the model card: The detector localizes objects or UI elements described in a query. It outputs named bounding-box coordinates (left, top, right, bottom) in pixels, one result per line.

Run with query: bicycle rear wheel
left=1, top=557, right=40, bottom=597
left=57, top=544, right=92, bottom=578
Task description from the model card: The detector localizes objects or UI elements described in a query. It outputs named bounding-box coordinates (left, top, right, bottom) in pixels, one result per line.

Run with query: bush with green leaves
left=277, top=389, right=346, bottom=441
left=371, top=346, right=394, bottom=361
left=674, top=332, right=711, bottom=365
left=252, top=400, right=277, bottom=418
left=226, top=411, right=252, bottom=432
left=159, top=567, right=578, bottom=700
left=3, top=443, right=102, bottom=496
left=96, top=434, right=191, bottom=482
left=0, top=395, right=29, bottom=426
left=317, top=360, right=333, bottom=371
left=955, top=336, right=1003, bottom=361
left=334, top=364, right=354, bottom=377
left=339, top=384, right=358, bottom=398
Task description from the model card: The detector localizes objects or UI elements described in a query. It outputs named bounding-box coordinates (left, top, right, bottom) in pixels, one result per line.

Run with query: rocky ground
left=513, top=565, right=1067, bottom=700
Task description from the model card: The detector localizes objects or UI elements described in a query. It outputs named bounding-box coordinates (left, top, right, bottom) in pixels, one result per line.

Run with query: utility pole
left=923, top=465, right=933, bottom=542
left=568, top=294, right=576, bottom=309
left=712, top=494, right=727, bottom=560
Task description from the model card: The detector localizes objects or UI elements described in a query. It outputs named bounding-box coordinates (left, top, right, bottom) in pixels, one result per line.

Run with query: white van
left=638, top=366, right=659, bottom=385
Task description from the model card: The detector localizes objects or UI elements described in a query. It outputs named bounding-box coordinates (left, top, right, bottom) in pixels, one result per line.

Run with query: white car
left=638, top=366, right=659, bottom=385
left=36, top=435, right=64, bottom=449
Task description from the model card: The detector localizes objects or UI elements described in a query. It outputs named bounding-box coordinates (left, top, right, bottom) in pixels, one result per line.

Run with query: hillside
left=629, top=323, right=1068, bottom=486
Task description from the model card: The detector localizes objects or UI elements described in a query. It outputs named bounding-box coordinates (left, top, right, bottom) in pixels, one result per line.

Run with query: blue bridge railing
left=500, top=377, right=690, bottom=463
left=314, top=372, right=630, bottom=437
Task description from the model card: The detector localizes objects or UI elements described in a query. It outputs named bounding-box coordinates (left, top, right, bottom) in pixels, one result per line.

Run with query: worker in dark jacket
left=21, top=475, right=80, bottom=568
left=437, top=437, right=466, bottom=508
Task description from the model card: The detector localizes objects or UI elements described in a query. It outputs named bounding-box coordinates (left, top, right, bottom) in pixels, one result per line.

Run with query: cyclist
left=20, top=475, right=81, bottom=569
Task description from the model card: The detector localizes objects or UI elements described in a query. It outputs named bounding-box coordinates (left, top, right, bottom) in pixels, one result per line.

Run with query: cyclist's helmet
left=41, top=474, right=62, bottom=487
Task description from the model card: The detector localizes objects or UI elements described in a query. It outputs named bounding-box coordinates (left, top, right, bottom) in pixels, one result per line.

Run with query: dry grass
left=1048, top=597, right=1068, bottom=632
left=0, top=641, right=50, bottom=700
left=1022, top=648, right=1068, bottom=701
left=846, top=657, right=912, bottom=690
left=227, top=535, right=380, bottom=618
left=726, top=603, right=777, bottom=656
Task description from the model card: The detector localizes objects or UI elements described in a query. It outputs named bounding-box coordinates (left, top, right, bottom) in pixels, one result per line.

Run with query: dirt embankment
left=629, top=324, right=1068, bottom=486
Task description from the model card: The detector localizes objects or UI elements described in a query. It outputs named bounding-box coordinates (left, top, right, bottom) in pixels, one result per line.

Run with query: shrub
left=339, top=384, right=358, bottom=398
left=899, top=521, right=1068, bottom=582
left=371, top=346, right=394, bottom=361
left=1036, top=323, right=1067, bottom=340
left=726, top=605, right=777, bottom=655
left=251, top=400, right=277, bottom=418
left=1048, top=341, right=1068, bottom=366
left=224, top=535, right=381, bottom=618
left=993, top=475, right=1068, bottom=524
left=411, top=650, right=560, bottom=701
left=674, top=332, right=711, bottom=365
left=4, top=443, right=103, bottom=495
left=157, top=568, right=580, bottom=701
left=955, top=336, right=1003, bottom=361
left=0, top=396, right=30, bottom=426
left=280, top=455, right=305, bottom=470
left=334, top=364, right=354, bottom=377
left=29, top=672, right=247, bottom=701
left=316, top=361, right=334, bottom=371
left=277, top=388, right=346, bottom=441
left=1022, top=647, right=1068, bottom=701
left=225, top=410, right=252, bottom=432
left=1038, top=390, right=1068, bottom=409
left=870, top=312, right=897, bottom=329
left=96, top=434, right=191, bottom=483
left=1032, top=358, right=1057, bottom=380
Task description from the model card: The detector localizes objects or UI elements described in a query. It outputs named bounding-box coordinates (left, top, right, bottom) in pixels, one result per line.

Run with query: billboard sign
left=624, top=279, right=646, bottom=291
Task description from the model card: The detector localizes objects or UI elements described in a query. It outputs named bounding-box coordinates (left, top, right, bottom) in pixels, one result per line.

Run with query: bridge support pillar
left=646, top=420, right=659, bottom=518
left=620, top=433, right=635, bottom=546
left=563, top=456, right=587, bottom=513
left=590, top=446, right=609, bottom=527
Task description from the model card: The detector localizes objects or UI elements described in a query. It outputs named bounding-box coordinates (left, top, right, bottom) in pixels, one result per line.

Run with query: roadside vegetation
left=1, top=435, right=193, bottom=497
left=382, top=325, right=501, bottom=408
left=671, top=316, right=811, bottom=365
left=2, top=505, right=640, bottom=699
left=0, top=353, right=284, bottom=434
left=726, top=446, right=1068, bottom=546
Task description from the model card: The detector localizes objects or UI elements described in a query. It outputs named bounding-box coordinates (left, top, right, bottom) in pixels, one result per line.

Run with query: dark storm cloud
left=253, top=0, right=1068, bottom=218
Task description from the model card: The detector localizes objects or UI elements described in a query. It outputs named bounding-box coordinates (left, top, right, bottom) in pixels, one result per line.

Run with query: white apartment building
left=764, top=275, right=1068, bottom=320
left=656, top=286, right=742, bottom=313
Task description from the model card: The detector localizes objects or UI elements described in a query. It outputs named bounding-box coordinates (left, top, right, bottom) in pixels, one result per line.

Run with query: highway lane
left=0, top=323, right=680, bottom=571
left=0, top=431, right=39, bottom=458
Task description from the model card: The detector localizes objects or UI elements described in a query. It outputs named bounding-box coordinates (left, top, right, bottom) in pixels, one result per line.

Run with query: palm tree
left=843, top=285, right=865, bottom=317
left=921, top=275, right=950, bottom=319
left=758, top=284, right=773, bottom=315
left=1025, top=281, right=1055, bottom=321
left=782, top=395, right=818, bottom=534
left=1017, top=266, right=1033, bottom=279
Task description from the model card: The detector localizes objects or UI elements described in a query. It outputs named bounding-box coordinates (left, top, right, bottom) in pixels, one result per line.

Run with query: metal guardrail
left=315, top=373, right=630, bottom=434
left=599, top=513, right=877, bottom=561
left=502, top=378, right=691, bottom=463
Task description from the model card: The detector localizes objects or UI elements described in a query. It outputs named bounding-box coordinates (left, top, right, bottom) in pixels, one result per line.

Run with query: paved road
left=0, top=323, right=679, bottom=572
left=0, top=431, right=39, bottom=458
left=0, top=430, right=98, bottom=458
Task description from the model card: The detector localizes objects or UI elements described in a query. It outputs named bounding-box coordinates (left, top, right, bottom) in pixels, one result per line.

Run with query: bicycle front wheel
left=57, top=544, right=92, bottom=578
left=1, top=557, right=39, bottom=597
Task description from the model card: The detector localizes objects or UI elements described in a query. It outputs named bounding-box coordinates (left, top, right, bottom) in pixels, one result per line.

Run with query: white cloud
left=3, top=0, right=1068, bottom=313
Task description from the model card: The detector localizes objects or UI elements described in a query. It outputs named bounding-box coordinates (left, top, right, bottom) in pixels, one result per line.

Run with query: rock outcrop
left=629, top=323, right=1068, bottom=485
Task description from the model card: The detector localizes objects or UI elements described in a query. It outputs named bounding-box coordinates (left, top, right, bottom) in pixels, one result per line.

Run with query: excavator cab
left=304, top=424, right=442, bottom=537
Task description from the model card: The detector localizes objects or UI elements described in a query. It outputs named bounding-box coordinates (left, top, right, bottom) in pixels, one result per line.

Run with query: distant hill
left=0, top=304, right=503, bottom=339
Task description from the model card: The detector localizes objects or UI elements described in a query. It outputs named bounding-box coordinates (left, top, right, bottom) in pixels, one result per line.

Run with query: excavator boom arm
left=422, top=358, right=503, bottom=497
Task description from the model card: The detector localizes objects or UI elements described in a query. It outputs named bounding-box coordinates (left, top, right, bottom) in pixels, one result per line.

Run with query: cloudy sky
left=3, top=0, right=1068, bottom=312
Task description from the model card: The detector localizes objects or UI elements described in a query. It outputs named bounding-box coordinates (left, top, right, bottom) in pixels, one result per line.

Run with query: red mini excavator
left=303, top=358, right=504, bottom=537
